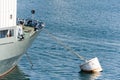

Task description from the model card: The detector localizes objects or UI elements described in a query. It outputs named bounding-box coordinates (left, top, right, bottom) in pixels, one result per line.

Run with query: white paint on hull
left=0, top=28, right=42, bottom=76
left=0, top=29, right=41, bottom=60
left=0, top=54, right=21, bottom=75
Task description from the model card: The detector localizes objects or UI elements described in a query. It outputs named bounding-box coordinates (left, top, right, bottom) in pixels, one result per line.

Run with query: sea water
left=2, top=0, right=120, bottom=80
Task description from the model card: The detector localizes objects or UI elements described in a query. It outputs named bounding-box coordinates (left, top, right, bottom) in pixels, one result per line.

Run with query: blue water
left=2, top=0, right=120, bottom=80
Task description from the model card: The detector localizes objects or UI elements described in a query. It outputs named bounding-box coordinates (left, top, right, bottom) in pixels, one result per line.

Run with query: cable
left=44, top=29, right=86, bottom=61
left=25, top=53, right=33, bottom=69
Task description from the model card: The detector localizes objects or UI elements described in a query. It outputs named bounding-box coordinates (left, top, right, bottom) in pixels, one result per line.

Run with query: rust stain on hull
left=0, top=65, right=17, bottom=78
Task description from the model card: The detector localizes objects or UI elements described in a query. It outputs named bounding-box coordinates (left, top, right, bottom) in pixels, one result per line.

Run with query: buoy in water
left=80, top=57, right=102, bottom=73
left=44, top=29, right=103, bottom=73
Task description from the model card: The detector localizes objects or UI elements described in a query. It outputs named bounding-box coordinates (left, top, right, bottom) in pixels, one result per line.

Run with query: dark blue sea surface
left=2, top=0, right=120, bottom=80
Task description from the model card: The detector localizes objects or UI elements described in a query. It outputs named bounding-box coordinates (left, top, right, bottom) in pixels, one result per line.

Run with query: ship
left=0, top=0, right=44, bottom=76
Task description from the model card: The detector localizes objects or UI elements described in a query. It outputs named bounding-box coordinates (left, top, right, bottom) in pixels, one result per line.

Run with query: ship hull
left=0, top=55, right=20, bottom=77
left=0, top=29, right=41, bottom=77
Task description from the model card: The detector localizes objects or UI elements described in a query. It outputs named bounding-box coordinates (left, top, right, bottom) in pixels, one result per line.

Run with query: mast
left=0, top=0, right=17, bottom=28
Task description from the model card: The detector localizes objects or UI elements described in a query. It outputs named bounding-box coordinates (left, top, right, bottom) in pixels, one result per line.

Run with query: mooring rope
left=25, top=53, right=33, bottom=69
left=44, top=29, right=86, bottom=61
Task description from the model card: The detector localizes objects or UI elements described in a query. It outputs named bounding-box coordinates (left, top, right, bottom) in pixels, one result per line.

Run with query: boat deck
left=22, top=26, right=35, bottom=39
left=23, top=26, right=34, bottom=32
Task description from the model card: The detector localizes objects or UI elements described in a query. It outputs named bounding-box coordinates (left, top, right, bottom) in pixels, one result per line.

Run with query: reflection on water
left=79, top=71, right=101, bottom=80
left=1, top=66, right=29, bottom=80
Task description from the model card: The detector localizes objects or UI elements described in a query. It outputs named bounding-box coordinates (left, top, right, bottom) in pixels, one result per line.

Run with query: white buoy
left=44, top=29, right=103, bottom=72
left=80, top=57, right=102, bottom=73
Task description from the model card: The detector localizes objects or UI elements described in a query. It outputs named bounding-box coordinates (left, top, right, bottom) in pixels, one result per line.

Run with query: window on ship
left=0, top=29, right=14, bottom=38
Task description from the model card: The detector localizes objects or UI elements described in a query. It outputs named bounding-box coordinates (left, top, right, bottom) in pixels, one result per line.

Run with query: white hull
left=0, top=28, right=42, bottom=76
left=0, top=0, right=45, bottom=77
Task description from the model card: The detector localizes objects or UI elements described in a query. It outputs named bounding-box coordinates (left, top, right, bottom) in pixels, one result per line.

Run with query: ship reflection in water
left=79, top=71, right=101, bottom=80
left=1, top=66, right=29, bottom=80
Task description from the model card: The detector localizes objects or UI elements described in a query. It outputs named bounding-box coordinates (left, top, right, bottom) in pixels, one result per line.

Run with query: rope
left=25, top=53, right=33, bottom=69
left=44, top=29, right=86, bottom=61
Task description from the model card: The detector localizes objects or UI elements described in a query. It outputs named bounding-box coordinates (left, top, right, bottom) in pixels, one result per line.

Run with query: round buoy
left=31, top=10, right=35, bottom=14
left=80, top=57, right=102, bottom=73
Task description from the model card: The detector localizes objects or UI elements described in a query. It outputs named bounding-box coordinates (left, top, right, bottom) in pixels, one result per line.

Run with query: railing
left=17, top=18, right=45, bottom=31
